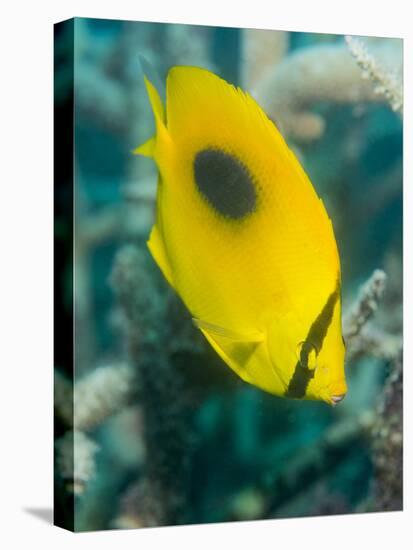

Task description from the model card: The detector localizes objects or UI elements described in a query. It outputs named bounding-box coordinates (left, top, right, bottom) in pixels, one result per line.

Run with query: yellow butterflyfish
left=134, top=66, right=347, bottom=405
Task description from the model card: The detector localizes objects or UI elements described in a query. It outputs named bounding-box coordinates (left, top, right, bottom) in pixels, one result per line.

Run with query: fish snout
left=331, top=394, right=346, bottom=406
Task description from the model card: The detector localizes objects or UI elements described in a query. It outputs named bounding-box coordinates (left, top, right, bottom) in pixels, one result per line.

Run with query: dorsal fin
left=165, top=66, right=286, bottom=149
left=133, top=60, right=169, bottom=159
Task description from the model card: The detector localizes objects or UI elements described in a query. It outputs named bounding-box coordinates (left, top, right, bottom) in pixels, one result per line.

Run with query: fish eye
left=296, top=341, right=318, bottom=371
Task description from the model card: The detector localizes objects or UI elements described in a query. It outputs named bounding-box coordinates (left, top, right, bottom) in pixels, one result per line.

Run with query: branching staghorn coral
left=58, top=264, right=402, bottom=519
left=59, top=257, right=402, bottom=517
left=57, top=21, right=214, bottom=517
left=55, top=364, right=136, bottom=430
left=370, top=350, right=403, bottom=511
left=345, top=325, right=402, bottom=364
left=55, top=430, right=100, bottom=495
left=250, top=39, right=402, bottom=141
left=54, top=364, right=136, bottom=494
left=110, top=245, right=197, bottom=527
left=75, top=364, right=136, bottom=430
left=345, top=36, right=403, bottom=114
left=343, top=269, right=387, bottom=340
left=74, top=175, right=159, bottom=374
left=343, top=269, right=402, bottom=364
left=343, top=270, right=402, bottom=512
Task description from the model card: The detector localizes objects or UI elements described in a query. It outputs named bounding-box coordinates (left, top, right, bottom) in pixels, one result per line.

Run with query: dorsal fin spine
left=133, top=76, right=171, bottom=161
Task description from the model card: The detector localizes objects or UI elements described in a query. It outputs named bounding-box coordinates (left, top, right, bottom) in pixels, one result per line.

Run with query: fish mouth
left=331, top=394, right=346, bottom=406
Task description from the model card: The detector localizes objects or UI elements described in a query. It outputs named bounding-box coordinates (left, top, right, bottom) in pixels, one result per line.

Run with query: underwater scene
left=54, top=18, right=403, bottom=531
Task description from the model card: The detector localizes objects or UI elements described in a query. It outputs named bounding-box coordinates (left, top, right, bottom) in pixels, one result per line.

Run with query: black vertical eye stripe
left=193, top=148, right=257, bottom=220
left=285, top=283, right=340, bottom=399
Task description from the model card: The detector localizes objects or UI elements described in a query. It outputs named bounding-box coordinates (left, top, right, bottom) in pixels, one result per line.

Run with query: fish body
left=135, top=66, right=347, bottom=405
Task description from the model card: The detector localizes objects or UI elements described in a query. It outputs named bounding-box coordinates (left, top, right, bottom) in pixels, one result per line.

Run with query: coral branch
left=342, top=269, right=402, bottom=365
left=343, top=269, right=387, bottom=340
left=55, top=430, right=100, bottom=495
left=370, top=350, right=403, bottom=511
left=345, top=36, right=403, bottom=114
left=55, top=364, right=136, bottom=431
left=110, top=245, right=195, bottom=527
left=345, top=324, right=402, bottom=363
left=341, top=267, right=402, bottom=510
left=252, top=41, right=402, bottom=141
left=74, top=365, right=136, bottom=431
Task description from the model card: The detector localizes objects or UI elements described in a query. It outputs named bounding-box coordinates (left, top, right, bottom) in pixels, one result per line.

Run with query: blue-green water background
left=55, top=18, right=402, bottom=530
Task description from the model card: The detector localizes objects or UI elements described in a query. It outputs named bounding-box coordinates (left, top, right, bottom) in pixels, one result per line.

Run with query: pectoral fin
left=194, top=319, right=264, bottom=384
left=193, top=319, right=264, bottom=342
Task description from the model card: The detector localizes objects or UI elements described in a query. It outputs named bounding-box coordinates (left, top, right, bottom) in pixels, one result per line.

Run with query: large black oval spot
left=193, top=148, right=257, bottom=220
